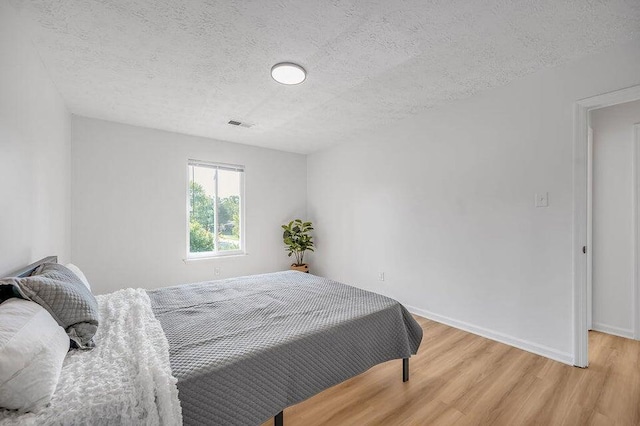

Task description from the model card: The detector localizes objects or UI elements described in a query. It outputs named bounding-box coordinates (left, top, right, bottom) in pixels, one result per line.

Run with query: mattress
left=148, top=271, right=423, bottom=426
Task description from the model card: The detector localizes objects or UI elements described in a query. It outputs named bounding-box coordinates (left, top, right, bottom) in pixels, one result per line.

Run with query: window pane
left=188, top=162, right=243, bottom=257
left=217, top=169, right=241, bottom=251
left=189, top=165, right=216, bottom=253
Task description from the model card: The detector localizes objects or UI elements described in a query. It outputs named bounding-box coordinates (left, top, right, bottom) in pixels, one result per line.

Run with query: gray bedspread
left=148, top=271, right=422, bottom=426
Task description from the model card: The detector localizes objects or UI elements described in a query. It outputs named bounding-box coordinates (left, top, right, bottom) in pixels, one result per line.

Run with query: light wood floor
left=261, top=315, right=640, bottom=426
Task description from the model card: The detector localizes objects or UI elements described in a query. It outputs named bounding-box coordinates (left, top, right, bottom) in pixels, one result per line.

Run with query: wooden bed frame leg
left=403, top=358, right=409, bottom=382
left=274, top=410, right=283, bottom=426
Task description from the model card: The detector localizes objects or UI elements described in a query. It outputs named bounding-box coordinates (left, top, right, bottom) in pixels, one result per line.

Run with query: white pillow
left=0, top=298, right=70, bottom=412
left=64, top=263, right=91, bottom=291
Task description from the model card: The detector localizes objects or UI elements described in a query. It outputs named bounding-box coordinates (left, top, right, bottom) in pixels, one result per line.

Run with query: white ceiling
left=11, top=0, right=640, bottom=154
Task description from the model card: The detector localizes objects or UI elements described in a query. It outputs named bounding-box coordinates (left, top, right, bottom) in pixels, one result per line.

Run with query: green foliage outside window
left=189, top=219, right=214, bottom=252
left=189, top=182, right=240, bottom=253
left=218, top=195, right=240, bottom=237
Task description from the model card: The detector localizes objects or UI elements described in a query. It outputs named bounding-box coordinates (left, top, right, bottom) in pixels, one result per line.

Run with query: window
left=187, top=160, right=244, bottom=258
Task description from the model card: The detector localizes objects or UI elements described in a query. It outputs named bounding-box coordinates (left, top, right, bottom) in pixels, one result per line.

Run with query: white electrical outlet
left=535, top=192, right=549, bottom=208
left=214, top=267, right=221, bottom=276
left=378, top=272, right=385, bottom=281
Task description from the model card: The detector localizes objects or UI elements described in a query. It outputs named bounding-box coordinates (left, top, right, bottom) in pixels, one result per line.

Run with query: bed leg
left=403, top=357, right=409, bottom=382
left=274, top=411, right=283, bottom=426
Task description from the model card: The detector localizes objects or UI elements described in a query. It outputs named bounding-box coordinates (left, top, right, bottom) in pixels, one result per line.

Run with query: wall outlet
left=214, top=267, right=221, bottom=276
left=378, top=272, right=385, bottom=281
left=535, top=192, right=549, bottom=208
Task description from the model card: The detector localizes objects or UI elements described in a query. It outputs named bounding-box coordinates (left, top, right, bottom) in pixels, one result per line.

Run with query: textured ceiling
left=10, top=0, right=640, bottom=153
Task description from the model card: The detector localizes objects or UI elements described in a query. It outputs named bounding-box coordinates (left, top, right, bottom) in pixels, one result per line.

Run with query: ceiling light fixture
left=271, top=62, right=306, bottom=85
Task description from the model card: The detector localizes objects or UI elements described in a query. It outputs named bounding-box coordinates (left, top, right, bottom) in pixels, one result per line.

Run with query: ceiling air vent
left=227, top=120, right=253, bottom=129
left=228, top=120, right=254, bottom=128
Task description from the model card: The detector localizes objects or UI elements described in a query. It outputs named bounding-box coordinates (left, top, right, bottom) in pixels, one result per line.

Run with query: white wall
left=71, top=117, right=307, bottom=294
left=0, top=3, right=71, bottom=275
left=307, top=41, right=640, bottom=364
left=590, top=100, right=640, bottom=338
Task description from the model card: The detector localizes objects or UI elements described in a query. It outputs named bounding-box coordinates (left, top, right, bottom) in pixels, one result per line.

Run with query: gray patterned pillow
left=3, top=263, right=99, bottom=349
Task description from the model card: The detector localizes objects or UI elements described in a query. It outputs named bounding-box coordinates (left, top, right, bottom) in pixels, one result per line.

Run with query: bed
left=0, top=257, right=423, bottom=425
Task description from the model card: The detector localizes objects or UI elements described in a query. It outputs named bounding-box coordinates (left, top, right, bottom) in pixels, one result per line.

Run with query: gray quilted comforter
left=148, top=271, right=422, bottom=426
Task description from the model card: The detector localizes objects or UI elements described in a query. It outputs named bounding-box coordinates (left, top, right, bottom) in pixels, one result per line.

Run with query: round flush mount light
left=271, top=62, right=306, bottom=85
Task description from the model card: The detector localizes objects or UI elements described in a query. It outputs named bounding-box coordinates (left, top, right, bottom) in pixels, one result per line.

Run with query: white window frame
left=186, top=159, right=245, bottom=259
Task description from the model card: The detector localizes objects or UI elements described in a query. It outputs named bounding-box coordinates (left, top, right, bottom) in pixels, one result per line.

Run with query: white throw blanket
left=0, top=288, right=182, bottom=425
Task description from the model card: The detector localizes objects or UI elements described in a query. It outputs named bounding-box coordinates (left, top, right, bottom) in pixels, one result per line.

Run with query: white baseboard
left=405, top=305, right=574, bottom=366
left=591, top=322, right=634, bottom=339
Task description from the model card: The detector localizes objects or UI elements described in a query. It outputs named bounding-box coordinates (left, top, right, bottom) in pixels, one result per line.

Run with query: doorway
left=572, top=85, right=640, bottom=368
left=588, top=101, right=640, bottom=341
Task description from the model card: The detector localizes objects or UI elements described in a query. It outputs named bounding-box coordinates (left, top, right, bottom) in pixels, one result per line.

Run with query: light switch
left=535, top=192, right=549, bottom=208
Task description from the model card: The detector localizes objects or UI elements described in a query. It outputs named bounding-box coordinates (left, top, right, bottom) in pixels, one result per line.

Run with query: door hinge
left=582, top=246, right=587, bottom=254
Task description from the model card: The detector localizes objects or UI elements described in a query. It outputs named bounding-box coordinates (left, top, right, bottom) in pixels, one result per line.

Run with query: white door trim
left=573, top=85, right=640, bottom=367
left=634, top=124, right=640, bottom=339
left=586, top=127, right=593, bottom=332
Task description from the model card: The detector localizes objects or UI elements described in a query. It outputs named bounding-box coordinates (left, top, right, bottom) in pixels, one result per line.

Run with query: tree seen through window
left=188, top=162, right=242, bottom=255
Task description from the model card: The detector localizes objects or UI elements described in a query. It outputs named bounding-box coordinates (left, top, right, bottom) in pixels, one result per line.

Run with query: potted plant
left=282, top=219, right=314, bottom=273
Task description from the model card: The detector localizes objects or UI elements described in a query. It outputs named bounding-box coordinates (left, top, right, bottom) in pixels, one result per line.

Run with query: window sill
left=183, top=252, right=248, bottom=263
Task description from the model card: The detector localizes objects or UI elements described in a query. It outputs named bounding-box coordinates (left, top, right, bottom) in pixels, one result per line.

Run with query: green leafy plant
left=189, top=219, right=214, bottom=252
left=282, top=219, right=315, bottom=266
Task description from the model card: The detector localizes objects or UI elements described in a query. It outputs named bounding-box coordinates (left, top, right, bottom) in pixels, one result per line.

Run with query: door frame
left=573, top=85, right=640, bottom=367
left=634, top=123, right=640, bottom=340
left=586, top=126, right=593, bottom=332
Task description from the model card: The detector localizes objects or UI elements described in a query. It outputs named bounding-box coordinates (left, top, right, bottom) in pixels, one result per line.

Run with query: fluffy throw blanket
left=0, top=288, right=182, bottom=425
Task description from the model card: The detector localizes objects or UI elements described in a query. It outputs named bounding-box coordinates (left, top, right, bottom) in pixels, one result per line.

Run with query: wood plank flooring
left=261, top=315, right=640, bottom=425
